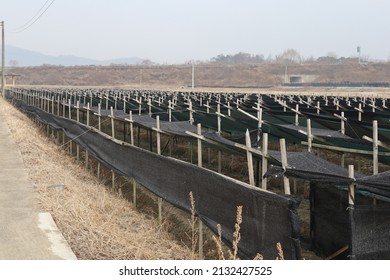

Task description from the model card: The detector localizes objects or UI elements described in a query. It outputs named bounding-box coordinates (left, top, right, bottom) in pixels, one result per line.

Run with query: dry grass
left=212, top=205, right=265, bottom=260
left=276, top=242, right=284, bottom=260
left=0, top=97, right=192, bottom=260
left=188, top=191, right=198, bottom=259
left=230, top=206, right=243, bottom=260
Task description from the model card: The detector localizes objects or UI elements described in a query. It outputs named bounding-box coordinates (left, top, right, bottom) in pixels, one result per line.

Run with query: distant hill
left=6, top=45, right=144, bottom=66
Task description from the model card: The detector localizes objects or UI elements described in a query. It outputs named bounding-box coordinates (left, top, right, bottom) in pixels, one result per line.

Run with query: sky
left=1, top=0, right=390, bottom=64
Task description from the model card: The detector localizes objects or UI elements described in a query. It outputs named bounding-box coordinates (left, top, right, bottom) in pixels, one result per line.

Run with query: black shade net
left=10, top=98, right=302, bottom=260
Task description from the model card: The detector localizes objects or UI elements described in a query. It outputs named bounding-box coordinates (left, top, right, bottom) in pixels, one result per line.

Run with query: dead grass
left=0, top=97, right=192, bottom=260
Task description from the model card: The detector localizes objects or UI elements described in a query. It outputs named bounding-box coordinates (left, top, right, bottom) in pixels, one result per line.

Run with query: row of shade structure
left=7, top=87, right=390, bottom=259
left=14, top=87, right=390, bottom=171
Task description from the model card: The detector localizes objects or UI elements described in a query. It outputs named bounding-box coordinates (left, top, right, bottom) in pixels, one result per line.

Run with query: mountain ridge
left=6, top=45, right=144, bottom=66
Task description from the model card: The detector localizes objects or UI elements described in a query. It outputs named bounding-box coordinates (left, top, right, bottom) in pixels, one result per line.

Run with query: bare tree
left=275, top=49, right=302, bottom=64
left=8, top=59, right=19, bottom=68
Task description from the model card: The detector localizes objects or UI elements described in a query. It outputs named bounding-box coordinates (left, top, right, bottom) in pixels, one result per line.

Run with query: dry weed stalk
left=231, top=205, right=243, bottom=260
left=276, top=242, right=284, bottom=260
left=188, top=191, right=198, bottom=258
left=211, top=224, right=225, bottom=260
left=253, top=253, right=264, bottom=260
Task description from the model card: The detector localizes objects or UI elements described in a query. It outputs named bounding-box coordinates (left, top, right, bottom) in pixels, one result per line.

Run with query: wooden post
left=316, top=101, right=320, bottom=115
left=280, top=138, right=291, bottom=195
left=98, top=103, right=102, bottom=131
left=373, top=120, right=378, bottom=175
left=307, top=119, right=312, bottom=153
left=246, top=129, right=255, bottom=186
left=62, top=98, right=66, bottom=117
left=94, top=103, right=102, bottom=178
left=256, top=101, right=263, bottom=143
left=84, top=102, right=90, bottom=169
left=156, top=116, right=163, bottom=225
left=354, top=103, right=363, bottom=122
left=197, top=123, right=204, bottom=258
left=68, top=99, right=72, bottom=120
left=261, top=133, right=268, bottom=190
left=348, top=164, right=355, bottom=259
left=57, top=95, right=60, bottom=116
left=125, top=111, right=134, bottom=146
left=295, top=104, right=299, bottom=126
left=76, top=101, right=80, bottom=161
left=168, top=100, right=172, bottom=122
left=217, top=103, right=221, bottom=133
left=51, top=96, right=55, bottom=115
left=111, top=170, right=115, bottom=190
left=189, top=100, right=194, bottom=125
left=348, top=165, right=355, bottom=206
left=218, top=150, right=222, bottom=173
left=110, top=106, right=115, bottom=138
left=68, top=99, right=73, bottom=155
left=132, top=178, right=137, bottom=207
left=156, top=116, right=161, bottom=155
left=197, top=123, right=202, bottom=168
left=148, top=98, right=152, bottom=116
left=86, top=102, right=90, bottom=126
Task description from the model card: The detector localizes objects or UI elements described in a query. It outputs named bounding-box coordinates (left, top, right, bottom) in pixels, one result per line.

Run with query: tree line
left=208, top=49, right=361, bottom=65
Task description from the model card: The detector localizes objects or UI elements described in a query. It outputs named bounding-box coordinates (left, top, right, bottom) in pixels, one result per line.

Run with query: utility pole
left=357, top=46, right=361, bottom=64
left=284, top=64, right=288, bottom=83
left=191, top=61, right=195, bottom=89
left=1, top=21, right=4, bottom=97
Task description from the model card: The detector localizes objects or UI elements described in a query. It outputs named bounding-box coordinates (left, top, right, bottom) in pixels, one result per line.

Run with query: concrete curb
left=38, top=212, right=77, bottom=260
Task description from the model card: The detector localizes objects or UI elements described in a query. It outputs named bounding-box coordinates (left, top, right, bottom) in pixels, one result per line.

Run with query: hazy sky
left=2, top=0, right=390, bottom=63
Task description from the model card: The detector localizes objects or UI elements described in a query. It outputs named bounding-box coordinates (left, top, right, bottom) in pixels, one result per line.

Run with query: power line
left=11, top=0, right=56, bottom=33
left=11, top=0, right=52, bottom=31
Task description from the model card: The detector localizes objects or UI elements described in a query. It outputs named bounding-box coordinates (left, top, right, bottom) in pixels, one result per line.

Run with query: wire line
left=11, top=0, right=56, bottom=33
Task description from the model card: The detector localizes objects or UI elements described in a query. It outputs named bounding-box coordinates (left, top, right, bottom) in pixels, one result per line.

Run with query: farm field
left=4, top=86, right=390, bottom=260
